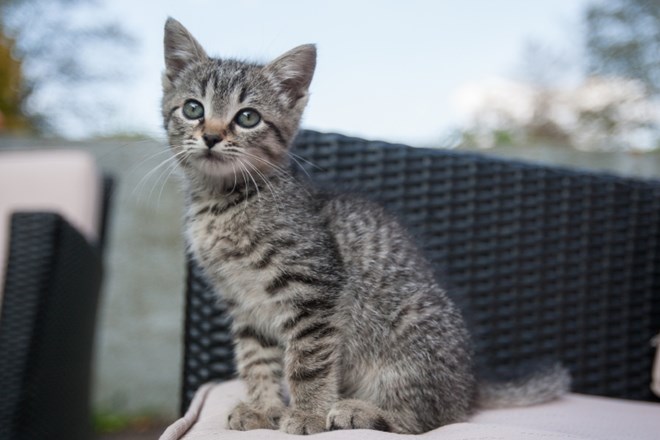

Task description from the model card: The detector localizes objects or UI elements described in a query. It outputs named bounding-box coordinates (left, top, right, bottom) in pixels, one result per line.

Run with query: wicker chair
left=180, top=130, right=660, bottom=415
left=0, top=176, right=112, bottom=440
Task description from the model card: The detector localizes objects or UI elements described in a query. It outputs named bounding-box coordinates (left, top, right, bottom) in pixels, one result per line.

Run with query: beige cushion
left=0, top=150, right=102, bottom=307
left=160, top=379, right=660, bottom=440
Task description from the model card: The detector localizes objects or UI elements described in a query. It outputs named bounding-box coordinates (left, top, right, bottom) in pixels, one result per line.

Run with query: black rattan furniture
left=0, top=178, right=113, bottom=440
left=181, top=130, right=660, bottom=414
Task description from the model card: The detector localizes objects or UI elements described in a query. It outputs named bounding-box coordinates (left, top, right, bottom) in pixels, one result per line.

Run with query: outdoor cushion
left=0, top=150, right=101, bottom=305
left=160, top=379, right=660, bottom=440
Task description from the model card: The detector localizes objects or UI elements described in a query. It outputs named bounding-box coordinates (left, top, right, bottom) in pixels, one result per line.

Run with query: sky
left=97, top=0, right=588, bottom=145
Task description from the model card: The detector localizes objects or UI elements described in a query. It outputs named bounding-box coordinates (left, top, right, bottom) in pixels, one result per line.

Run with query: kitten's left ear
left=163, top=17, right=208, bottom=84
left=264, top=44, right=317, bottom=106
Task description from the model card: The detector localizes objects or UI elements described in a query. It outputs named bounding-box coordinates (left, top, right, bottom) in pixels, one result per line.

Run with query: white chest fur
left=185, top=203, right=289, bottom=342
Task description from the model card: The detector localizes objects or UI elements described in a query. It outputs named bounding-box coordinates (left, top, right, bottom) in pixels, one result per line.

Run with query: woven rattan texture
left=181, top=130, right=660, bottom=413
left=0, top=214, right=58, bottom=439
left=0, top=213, right=103, bottom=440
left=181, top=256, right=236, bottom=414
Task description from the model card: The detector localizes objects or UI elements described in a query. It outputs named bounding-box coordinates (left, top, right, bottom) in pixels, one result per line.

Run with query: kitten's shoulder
left=315, top=188, right=392, bottom=221
left=293, top=175, right=398, bottom=223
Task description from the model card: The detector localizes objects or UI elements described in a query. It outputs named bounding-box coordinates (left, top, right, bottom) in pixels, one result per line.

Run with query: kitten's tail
left=476, top=362, right=571, bottom=409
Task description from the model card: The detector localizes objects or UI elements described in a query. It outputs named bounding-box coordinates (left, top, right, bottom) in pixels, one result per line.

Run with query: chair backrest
left=0, top=150, right=104, bottom=300
left=0, top=175, right=113, bottom=440
left=181, top=130, right=660, bottom=413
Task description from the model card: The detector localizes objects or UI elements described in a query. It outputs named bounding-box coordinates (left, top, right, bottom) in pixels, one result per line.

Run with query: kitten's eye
left=235, top=108, right=261, bottom=128
left=182, top=99, right=204, bottom=120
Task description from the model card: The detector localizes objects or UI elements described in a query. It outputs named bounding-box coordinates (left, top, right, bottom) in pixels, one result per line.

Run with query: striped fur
left=162, top=18, right=569, bottom=435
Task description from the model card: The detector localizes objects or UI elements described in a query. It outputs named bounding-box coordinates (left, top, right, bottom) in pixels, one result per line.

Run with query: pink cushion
left=0, top=150, right=102, bottom=304
left=160, top=380, right=660, bottom=440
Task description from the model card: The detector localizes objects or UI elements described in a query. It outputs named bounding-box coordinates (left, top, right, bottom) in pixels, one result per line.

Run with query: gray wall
left=1, top=136, right=658, bottom=420
left=90, top=139, right=185, bottom=419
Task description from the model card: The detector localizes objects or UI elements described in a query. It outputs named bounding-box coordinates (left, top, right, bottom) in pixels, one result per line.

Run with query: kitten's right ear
left=163, top=17, right=208, bottom=84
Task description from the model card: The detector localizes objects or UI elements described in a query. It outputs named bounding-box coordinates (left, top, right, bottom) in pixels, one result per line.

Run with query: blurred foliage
left=586, top=0, right=659, bottom=96
left=454, top=0, right=659, bottom=151
left=0, top=23, right=31, bottom=132
left=93, top=411, right=166, bottom=434
left=0, top=0, right=134, bottom=136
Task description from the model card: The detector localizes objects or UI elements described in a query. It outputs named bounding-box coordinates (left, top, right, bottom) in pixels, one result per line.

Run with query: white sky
left=100, top=0, right=588, bottom=145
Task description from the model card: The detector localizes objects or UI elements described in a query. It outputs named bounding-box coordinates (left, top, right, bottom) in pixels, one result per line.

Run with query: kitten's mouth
left=192, top=149, right=237, bottom=177
left=199, top=150, right=228, bottom=163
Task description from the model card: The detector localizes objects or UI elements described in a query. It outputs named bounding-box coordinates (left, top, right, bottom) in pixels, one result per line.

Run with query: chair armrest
left=0, top=212, right=103, bottom=440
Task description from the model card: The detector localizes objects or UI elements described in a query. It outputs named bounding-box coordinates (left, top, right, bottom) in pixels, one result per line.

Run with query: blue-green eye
left=182, top=99, right=204, bottom=119
left=235, top=108, right=261, bottom=128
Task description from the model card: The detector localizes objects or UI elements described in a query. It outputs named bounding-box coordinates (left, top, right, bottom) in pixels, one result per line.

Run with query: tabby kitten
left=162, top=18, right=569, bottom=435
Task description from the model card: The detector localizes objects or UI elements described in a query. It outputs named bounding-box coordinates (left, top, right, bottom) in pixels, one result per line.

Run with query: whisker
left=144, top=156, right=185, bottom=206
left=147, top=159, right=177, bottom=205
left=228, top=163, right=238, bottom=196
left=236, top=150, right=314, bottom=199
left=156, top=157, right=184, bottom=208
left=226, top=148, right=290, bottom=176
left=228, top=150, right=306, bottom=197
left=117, top=146, right=174, bottom=184
left=133, top=147, right=174, bottom=167
left=238, top=158, right=261, bottom=205
left=138, top=150, right=178, bottom=191
left=289, top=151, right=323, bottom=171
left=235, top=162, right=251, bottom=223
left=288, top=153, right=313, bottom=181
left=133, top=150, right=187, bottom=203
left=243, top=159, right=282, bottom=216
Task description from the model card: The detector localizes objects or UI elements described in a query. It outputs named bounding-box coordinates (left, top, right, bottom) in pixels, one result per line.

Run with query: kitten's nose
left=202, top=133, right=222, bottom=148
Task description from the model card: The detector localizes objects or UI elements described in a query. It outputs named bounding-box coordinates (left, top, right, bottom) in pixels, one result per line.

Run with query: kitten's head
left=161, top=18, right=316, bottom=188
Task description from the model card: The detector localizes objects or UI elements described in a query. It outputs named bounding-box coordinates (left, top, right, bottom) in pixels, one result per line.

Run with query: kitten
left=162, top=18, right=569, bottom=435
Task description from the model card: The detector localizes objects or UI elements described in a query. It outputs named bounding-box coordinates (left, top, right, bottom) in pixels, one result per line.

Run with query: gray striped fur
left=162, top=18, right=569, bottom=435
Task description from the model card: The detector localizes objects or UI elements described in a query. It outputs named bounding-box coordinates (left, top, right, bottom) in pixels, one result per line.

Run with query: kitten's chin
left=190, top=151, right=239, bottom=183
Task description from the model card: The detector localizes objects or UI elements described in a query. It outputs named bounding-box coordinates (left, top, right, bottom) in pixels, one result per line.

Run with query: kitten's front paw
left=227, top=401, right=283, bottom=430
left=279, top=409, right=326, bottom=435
left=326, top=399, right=391, bottom=431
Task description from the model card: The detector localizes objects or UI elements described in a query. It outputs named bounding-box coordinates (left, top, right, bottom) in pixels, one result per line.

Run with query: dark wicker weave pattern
left=181, top=130, right=660, bottom=413
left=0, top=177, right=112, bottom=440
left=0, top=213, right=103, bottom=440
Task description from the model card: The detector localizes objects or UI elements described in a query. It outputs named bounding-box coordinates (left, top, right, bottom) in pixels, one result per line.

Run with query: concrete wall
left=1, top=135, right=658, bottom=421
left=89, top=139, right=185, bottom=419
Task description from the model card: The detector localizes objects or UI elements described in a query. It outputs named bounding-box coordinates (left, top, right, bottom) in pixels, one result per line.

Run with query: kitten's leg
left=227, top=325, right=285, bottom=430
left=279, top=315, right=340, bottom=435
